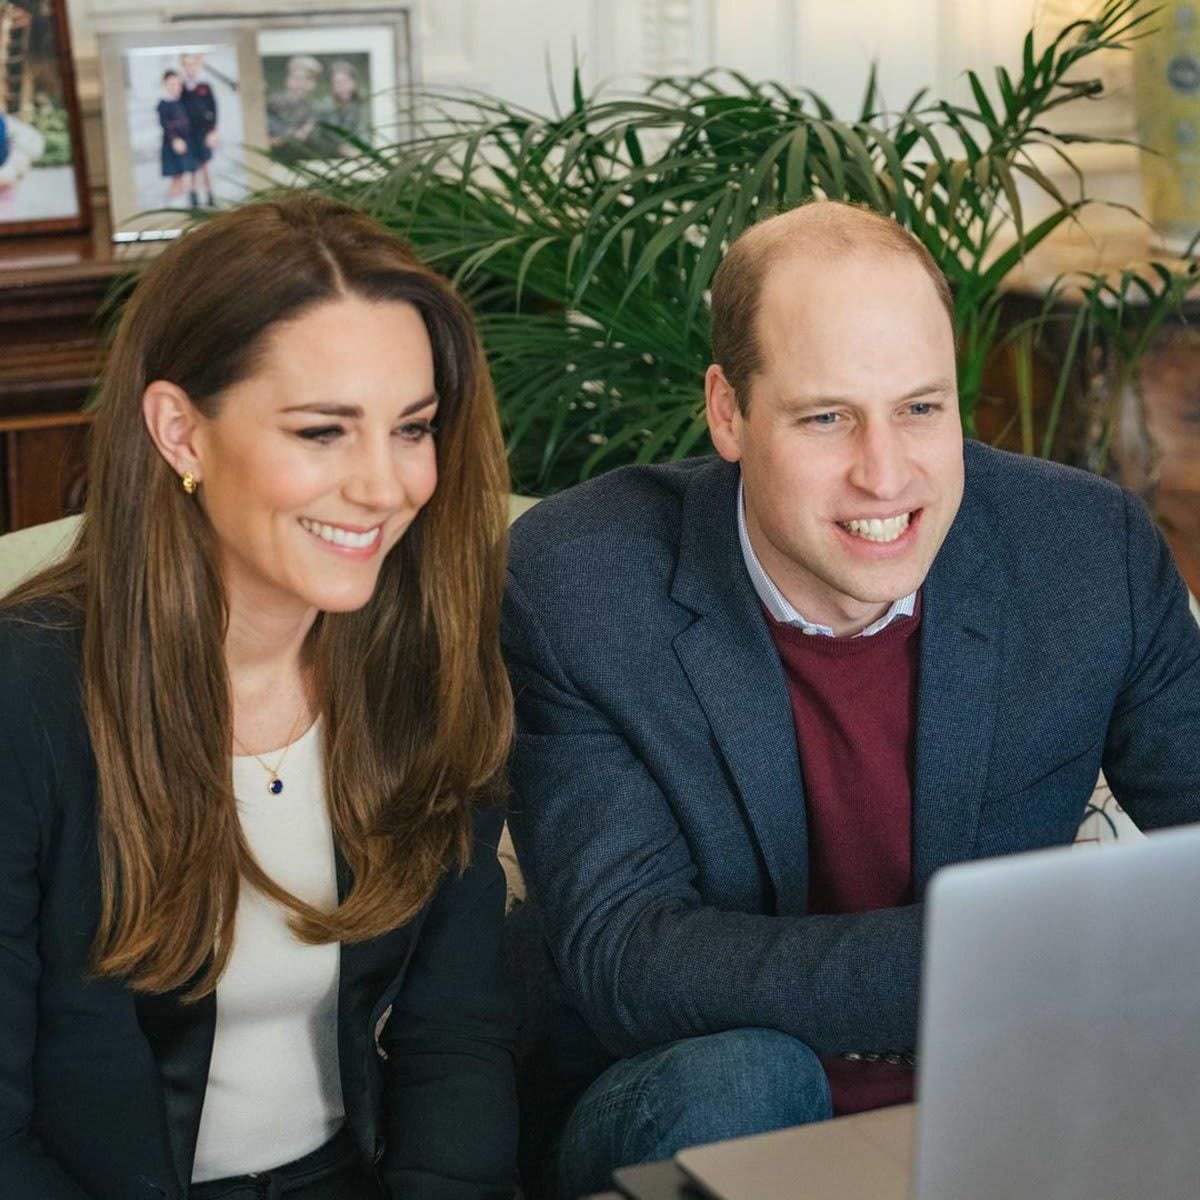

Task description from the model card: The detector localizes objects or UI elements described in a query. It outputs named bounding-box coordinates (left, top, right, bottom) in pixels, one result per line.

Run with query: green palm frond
left=274, top=0, right=1181, bottom=493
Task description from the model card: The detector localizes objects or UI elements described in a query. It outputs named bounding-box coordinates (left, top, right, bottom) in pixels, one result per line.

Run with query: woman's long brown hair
left=4, top=194, right=512, bottom=998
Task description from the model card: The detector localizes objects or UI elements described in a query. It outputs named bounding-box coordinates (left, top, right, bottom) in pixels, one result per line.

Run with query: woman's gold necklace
left=231, top=704, right=309, bottom=795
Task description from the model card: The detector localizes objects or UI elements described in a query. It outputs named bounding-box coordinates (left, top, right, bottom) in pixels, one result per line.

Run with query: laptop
left=674, top=822, right=1200, bottom=1200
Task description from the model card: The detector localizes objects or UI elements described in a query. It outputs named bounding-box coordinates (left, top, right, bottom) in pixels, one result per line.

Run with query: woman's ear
left=142, top=380, right=205, bottom=483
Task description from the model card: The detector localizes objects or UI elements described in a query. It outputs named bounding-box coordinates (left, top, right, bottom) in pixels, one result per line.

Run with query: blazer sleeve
left=1102, top=490, right=1200, bottom=824
left=0, top=624, right=96, bottom=1200
left=375, top=807, right=518, bottom=1200
left=502, top=574, right=921, bottom=1060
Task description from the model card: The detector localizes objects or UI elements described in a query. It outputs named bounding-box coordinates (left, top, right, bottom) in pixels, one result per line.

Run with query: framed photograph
left=257, top=10, right=414, bottom=168
left=0, top=0, right=90, bottom=238
left=97, top=28, right=266, bottom=241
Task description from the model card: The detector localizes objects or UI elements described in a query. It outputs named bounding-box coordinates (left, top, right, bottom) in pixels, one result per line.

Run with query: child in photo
left=180, top=52, right=219, bottom=207
left=157, top=70, right=197, bottom=208
left=0, top=105, right=45, bottom=192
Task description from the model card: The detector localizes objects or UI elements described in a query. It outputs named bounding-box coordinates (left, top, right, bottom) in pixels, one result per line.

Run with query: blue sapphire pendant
left=269, top=778, right=284, bottom=795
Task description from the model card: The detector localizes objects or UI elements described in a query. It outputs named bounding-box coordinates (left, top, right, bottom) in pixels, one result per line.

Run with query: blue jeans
left=556, top=1029, right=832, bottom=1199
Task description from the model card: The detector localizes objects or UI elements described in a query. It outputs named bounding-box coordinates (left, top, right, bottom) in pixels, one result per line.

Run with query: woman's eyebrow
left=279, top=393, right=439, bottom=419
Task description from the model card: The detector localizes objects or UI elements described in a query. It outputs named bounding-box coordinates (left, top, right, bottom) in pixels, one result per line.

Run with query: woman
left=315, top=60, right=365, bottom=159
left=0, top=194, right=517, bottom=1199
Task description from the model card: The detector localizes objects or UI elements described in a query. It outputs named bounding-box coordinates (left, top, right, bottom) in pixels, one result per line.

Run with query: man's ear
left=705, top=364, right=743, bottom=463
left=142, top=380, right=206, bottom=483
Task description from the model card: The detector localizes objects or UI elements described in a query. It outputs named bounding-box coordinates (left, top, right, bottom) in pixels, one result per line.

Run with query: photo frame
left=257, top=9, right=414, bottom=173
left=0, top=0, right=90, bottom=238
left=97, top=27, right=266, bottom=241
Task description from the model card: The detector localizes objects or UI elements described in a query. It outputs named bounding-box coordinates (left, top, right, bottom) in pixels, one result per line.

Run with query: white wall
left=68, top=0, right=1138, bottom=210
left=68, top=0, right=1038, bottom=105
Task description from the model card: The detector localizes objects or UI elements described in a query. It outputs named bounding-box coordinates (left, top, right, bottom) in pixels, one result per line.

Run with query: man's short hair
left=710, top=201, right=954, bottom=412
left=287, top=55, right=324, bottom=79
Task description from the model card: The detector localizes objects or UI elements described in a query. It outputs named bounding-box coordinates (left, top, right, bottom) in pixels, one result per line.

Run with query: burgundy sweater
left=765, top=600, right=922, bottom=1115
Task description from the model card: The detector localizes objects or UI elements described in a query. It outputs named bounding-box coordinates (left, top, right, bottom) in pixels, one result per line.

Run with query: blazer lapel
left=912, top=479, right=1004, bottom=894
left=134, top=980, right=216, bottom=1196
left=671, top=460, right=811, bottom=916
left=334, top=846, right=425, bottom=1165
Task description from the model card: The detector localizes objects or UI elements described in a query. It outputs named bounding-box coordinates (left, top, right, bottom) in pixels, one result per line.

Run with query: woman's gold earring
left=181, top=471, right=198, bottom=495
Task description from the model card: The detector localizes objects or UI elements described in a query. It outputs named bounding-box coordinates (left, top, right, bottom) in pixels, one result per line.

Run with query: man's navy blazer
left=0, top=610, right=517, bottom=1200
left=502, top=441, right=1200, bottom=1061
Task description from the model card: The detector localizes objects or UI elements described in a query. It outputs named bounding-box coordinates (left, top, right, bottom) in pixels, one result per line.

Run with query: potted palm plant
left=283, top=0, right=1188, bottom=496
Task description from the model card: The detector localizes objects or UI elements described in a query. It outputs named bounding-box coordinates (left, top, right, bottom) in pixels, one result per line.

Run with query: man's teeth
left=841, top=513, right=911, bottom=543
left=299, top=518, right=381, bottom=549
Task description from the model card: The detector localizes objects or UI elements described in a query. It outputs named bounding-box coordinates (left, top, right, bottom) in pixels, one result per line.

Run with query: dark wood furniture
left=995, top=218, right=1200, bottom=601
left=0, top=201, right=140, bottom=532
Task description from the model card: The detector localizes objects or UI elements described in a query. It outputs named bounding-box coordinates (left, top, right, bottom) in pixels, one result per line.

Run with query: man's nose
left=848, top=421, right=909, bottom=499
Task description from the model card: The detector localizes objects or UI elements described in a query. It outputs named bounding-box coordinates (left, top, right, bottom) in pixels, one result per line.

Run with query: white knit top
left=191, top=719, right=345, bottom=1182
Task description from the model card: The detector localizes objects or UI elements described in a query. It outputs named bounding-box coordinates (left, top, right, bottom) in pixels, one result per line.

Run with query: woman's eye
left=296, top=425, right=344, bottom=443
left=397, top=419, right=438, bottom=443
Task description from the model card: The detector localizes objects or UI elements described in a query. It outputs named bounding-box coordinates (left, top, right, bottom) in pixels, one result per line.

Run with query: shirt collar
left=737, top=479, right=916, bottom=638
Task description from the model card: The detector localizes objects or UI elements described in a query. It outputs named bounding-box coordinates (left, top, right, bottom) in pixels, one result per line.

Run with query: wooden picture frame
left=0, top=0, right=90, bottom=238
left=97, top=26, right=266, bottom=242
left=255, top=6, right=415, bottom=177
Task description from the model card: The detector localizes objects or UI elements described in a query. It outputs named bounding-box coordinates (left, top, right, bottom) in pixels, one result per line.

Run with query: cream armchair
left=0, top=515, right=78, bottom=598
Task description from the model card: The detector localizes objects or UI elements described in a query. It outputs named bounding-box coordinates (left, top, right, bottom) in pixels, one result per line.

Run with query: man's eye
left=909, top=402, right=940, bottom=417
left=296, top=425, right=343, bottom=443
left=803, top=412, right=841, bottom=426
left=398, top=419, right=439, bottom=442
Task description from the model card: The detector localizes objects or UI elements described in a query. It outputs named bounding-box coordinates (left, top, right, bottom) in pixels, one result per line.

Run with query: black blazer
left=0, top=609, right=518, bottom=1200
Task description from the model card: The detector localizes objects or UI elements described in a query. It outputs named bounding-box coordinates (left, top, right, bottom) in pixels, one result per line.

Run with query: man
left=180, top=53, right=218, bottom=208
left=267, top=55, right=323, bottom=164
left=502, top=202, right=1200, bottom=1198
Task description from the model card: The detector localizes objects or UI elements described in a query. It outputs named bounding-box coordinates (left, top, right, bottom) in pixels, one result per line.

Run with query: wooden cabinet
left=0, top=203, right=129, bottom=533
left=997, top=221, right=1200, bottom=602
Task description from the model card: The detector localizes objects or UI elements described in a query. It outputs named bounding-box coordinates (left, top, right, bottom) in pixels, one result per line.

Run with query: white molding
left=418, top=0, right=476, bottom=84
left=588, top=0, right=619, bottom=86
left=712, top=0, right=795, bottom=84
left=778, top=0, right=798, bottom=84
left=641, top=0, right=713, bottom=77
left=694, top=0, right=715, bottom=73
left=589, top=0, right=647, bottom=90
left=643, top=0, right=690, bottom=76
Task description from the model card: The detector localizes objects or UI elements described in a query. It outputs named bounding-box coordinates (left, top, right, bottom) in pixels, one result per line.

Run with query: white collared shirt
left=737, top=480, right=916, bottom=638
